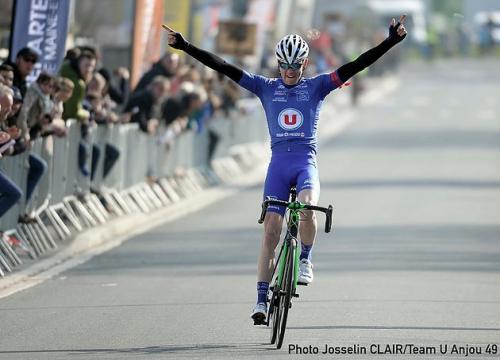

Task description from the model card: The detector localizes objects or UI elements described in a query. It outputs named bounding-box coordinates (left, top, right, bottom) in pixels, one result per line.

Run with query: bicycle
left=257, top=187, right=333, bottom=349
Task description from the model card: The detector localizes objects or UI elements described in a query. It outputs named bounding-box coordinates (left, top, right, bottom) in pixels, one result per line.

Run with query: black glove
left=387, top=21, right=406, bottom=45
left=169, top=32, right=189, bottom=51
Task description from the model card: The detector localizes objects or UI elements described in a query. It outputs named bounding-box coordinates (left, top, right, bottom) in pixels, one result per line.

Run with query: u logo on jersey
left=278, top=108, right=304, bottom=131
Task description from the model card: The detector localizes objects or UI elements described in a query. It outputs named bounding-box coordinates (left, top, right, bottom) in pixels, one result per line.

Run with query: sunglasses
left=22, top=57, right=37, bottom=63
left=278, top=62, right=303, bottom=70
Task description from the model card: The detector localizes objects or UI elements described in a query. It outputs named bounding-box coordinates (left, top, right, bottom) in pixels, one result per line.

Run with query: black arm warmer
left=336, top=38, right=396, bottom=83
left=184, top=43, right=244, bottom=83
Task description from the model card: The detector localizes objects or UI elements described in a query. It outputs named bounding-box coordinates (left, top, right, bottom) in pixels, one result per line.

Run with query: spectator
left=2, top=87, right=23, bottom=155
left=50, top=77, right=74, bottom=129
left=60, top=49, right=97, bottom=177
left=133, top=53, right=179, bottom=93
left=98, top=67, right=130, bottom=107
left=5, top=86, right=23, bottom=128
left=11, top=73, right=54, bottom=221
left=219, top=73, right=240, bottom=116
left=79, top=92, right=104, bottom=182
left=0, top=85, right=15, bottom=140
left=202, top=75, right=224, bottom=162
left=81, top=91, right=119, bottom=210
left=6, top=47, right=39, bottom=97
left=85, top=73, right=109, bottom=106
left=91, top=72, right=122, bottom=182
left=0, top=64, right=15, bottom=87
left=60, top=50, right=96, bottom=122
left=83, top=72, right=121, bottom=182
left=159, top=90, right=204, bottom=148
left=124, top=76, right=169, bottom=134
left=16, top=72, right=55, bottom=142
left=87, top=72, right=120, bottom=124
left=172, top=64, right=202, bottom=93
left=168, top=90, right=204, bottom=129
left=0, top=84, right=22, bottom=218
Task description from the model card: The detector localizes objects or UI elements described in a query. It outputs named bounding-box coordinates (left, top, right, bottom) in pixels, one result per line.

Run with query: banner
left=9, top=0, right=71, bottom=83
left=130, top=0, right=164, bottom=88
left=216, top=21, right=257, bottom=56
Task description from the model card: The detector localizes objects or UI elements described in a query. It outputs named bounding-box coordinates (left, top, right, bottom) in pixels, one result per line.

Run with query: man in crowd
left=133, top=53, right=179, bottom=93
left=124, top=76, right=170, bottom=135
left=0, top=64, right=15, bottom=88
left=7, top=47, right=39, bottom=97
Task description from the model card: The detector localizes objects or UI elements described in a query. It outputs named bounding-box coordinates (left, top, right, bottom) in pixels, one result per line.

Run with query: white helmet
left=275, top=34, right=309, bottom=64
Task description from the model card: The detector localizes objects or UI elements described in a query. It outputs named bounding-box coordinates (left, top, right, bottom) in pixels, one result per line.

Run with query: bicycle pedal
left=293, top=293, right=299, bottom=298
left=297, top=282, right=308, bottom=286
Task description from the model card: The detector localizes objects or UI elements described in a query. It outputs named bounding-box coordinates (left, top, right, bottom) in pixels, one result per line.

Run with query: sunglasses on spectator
left=22, top=57, right=37, bottom=63
left=278, top=62, right=303, bottom=70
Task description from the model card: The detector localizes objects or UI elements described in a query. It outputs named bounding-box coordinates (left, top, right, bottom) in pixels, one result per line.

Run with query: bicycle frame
left=264, top=196, right=332, bottom=292
left=276, top=204, right=303, bottom=291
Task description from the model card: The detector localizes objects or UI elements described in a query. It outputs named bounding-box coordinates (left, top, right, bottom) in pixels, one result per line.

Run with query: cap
left=16, top=47, right=40, bottom=62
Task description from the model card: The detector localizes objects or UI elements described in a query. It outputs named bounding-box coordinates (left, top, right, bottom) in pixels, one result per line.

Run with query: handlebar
left=258, top=199, right=333, bottom=233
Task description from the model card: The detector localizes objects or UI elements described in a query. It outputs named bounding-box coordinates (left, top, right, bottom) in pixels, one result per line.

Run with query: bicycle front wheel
left=268, top=283, right=280, bottom=344
left=276, top=241, right=295, bottom=349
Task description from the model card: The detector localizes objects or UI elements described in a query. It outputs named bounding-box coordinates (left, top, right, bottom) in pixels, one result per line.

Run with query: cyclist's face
left=279, top=59, right=308, bottom=85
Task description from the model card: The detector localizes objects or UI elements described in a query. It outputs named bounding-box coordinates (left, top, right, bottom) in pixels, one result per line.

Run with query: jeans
left=102, top=143, right=120, bottom=179
left=26, top=153, right=48, bottom=204
left=0, top=171, right=22, bottom=218
left=207, top=129, right=220, bottom=164
left=78, top=141, right=100, bottom=179
left=80, top=142, right=120, bottom=181
left=90, top=145, right=100, bottom=181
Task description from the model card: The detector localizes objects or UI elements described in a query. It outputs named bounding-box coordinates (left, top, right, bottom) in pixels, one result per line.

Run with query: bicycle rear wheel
left=276, top=242, right=294, bottom=349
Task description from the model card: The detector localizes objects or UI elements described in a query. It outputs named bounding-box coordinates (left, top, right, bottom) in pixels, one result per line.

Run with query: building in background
left=1, top=0, right=499, bottom=75
left=70, top=0, right=135, bottom=74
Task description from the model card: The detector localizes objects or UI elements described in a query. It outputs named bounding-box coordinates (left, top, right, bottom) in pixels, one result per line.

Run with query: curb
left=0, top=148, right=269, bottom=298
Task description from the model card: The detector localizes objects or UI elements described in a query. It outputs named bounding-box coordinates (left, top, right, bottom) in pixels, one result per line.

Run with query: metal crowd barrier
left=0, top=98, right=267, bottom=276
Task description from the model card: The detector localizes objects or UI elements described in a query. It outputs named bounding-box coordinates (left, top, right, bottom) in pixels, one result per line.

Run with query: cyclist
left=163, top=15, right=407, bottom=324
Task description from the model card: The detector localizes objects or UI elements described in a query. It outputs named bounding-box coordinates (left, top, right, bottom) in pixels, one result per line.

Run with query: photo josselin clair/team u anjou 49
left=162, top=15, right=407, bottom=324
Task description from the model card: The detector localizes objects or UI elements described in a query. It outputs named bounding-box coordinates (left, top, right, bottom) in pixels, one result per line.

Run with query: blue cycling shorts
left=263, top=152, right=320, bottom=216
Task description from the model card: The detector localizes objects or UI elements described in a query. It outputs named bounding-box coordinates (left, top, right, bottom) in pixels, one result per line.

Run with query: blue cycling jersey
left=238, top=70, right=343, bottom=154
left=238, top=70, right=343, bottom=214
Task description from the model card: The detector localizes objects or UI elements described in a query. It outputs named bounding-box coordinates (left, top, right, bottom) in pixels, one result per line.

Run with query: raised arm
left=336, top=15, right=407, bottom=83
left=162, top=25, right=244, bottom=83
